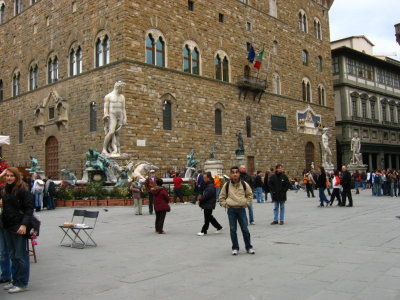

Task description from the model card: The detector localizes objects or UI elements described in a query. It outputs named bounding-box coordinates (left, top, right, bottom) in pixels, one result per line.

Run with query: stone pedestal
left=236, top=155, right=245, bottom=166
left=347, top=164, right=368, bottom=173
left=204, top=159, right=223, bottom=177
left=322, top=163, right=334, bottom=173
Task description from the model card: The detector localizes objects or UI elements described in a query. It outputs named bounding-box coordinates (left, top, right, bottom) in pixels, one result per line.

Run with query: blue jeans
left=34, top=191, right=43, bottom=210
left=247, top=203, right=254, bottom=223
left=215, top=187, right=220, bottom=201
left=255, top=187, right=263, bottom=203
left=373, top=183, right=382, bottom=196
left=227, top=208, right=252, bottom=251
left=46, top=196, right=56, bottom=209
left=3, top=231, right=30, bottom=288
left=0, top=229, right=12, bottom=281
left=319, top=188, right=329, bottom=206
left=273, top=201, right=285, bottom=222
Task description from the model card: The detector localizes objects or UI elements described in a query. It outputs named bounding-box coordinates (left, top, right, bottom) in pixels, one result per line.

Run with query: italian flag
left=253, top=47, right=265, bottom=69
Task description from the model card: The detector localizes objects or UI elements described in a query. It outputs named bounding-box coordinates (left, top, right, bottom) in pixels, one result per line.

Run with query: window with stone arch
left=95, top=33, right=110, bottom=67
left=317, top=56, right=323, bottom=72
left=302, top=78, right=311, bottom=102
left=89, top=101, right=97, bottom=132
left=215, top=50, right=230, bottom=82
left=47, top=54, right=58, bottom=84
left=317, top=84, right=325, bottom=106
left=269, top=0, right=277, bottom=18
left=0, top=79, right=3, bottom=101
left=246, top=116, right=252, bottom=138
left=69, top=44, right=82, bottom=76
left=145, top=29, right=166, bottom=67
left=272, top=40, right=278, bottom=55
left=272, top=72, right=281, bottom=95
left=298, top=9, right=307, bottom=33
left=214, top=103, right=224, bottom=135
left=14, top=0, right=22, bottom=16
left=12, top=70, right=20, bottom=97
left=29, top=62, right=39, bottom=91
left=314, top=18, right=322, bottom=40
left=301, top=50, right=308, bottom=66
left=0, top=2, right=5, bottom=24
left=183, top=41, right=200, bottom=75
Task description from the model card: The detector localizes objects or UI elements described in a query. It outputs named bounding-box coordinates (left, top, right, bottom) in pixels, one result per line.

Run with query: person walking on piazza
left=197, top=172, right=223, bottom=236
left=44, top=175, right=56, bottom=210
left=254, top=170, right=264, bottom=203
left=191, top=169, right=205, bottom=204
left=341, top=165, right=353, bottom=207
left=268, top=164, right=291, bottom=225
left=0, top=167, right=34, bottom=294
left=214, top=174, right=221, bottom=202
left=316, top=166, right=330, bottom=207
left=145, top=170, right=158, bottom=215
left=303, top=170, right=315, bottom=198
left=172, top=173, right=184, bottom=203
left=130, top=176, right=143, bottom=215
left=151, top=178, right=171, bottom=234
left=31, top=173, right=44, bottom=211
left=329, top=169, right=342, bottom=206
left=219, top=166, right=255, bottom=255
left=239, top=165, right=255, bottom=225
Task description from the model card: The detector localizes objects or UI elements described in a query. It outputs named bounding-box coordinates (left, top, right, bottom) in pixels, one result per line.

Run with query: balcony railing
left=236, top=75, right=267, bottom=102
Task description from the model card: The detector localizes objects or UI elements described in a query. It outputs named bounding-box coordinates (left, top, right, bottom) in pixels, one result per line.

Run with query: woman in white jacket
left=329, top=170, right=342, bottom=206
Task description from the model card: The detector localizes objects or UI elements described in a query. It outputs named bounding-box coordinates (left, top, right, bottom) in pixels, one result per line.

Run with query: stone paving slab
left=1, top=189, right=400, bottom=299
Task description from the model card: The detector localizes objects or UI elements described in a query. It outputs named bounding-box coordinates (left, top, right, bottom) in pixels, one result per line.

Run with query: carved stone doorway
left=45, top=136, right=59, bottom=179
left=305, top=142, right=315, bottom=171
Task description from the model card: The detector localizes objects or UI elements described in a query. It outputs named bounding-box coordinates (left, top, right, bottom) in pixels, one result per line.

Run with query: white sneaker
left=8, top=286, right=27, bottom=294
left=197, top=232, right=205, bottom=236
left=3, top=283, right=13, bottom=290
left=215, top=228, right=223, bottom=234
left=250, top=222, right=255, bottom=225
left=247, top=248, right=255, bottom=254
left=232, top=249, right=238, bottom=255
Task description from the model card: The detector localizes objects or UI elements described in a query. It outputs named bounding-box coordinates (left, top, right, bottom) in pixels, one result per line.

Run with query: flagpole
left=256, top=44, right=265, bottom=79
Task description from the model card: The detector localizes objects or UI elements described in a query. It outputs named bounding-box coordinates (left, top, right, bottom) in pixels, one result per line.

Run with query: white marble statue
left=321, top=127, right=333, bottom=168
left=102, top=81, right=127, bottom=157
left=351, top=131, right=362, bottom=165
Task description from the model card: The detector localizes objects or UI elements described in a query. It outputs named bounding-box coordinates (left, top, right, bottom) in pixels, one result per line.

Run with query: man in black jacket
left=197, top=172, right=223, bottom=236
left=268, top=164, right=291, bottom=225
left=341, top=166, right=353, bottom=207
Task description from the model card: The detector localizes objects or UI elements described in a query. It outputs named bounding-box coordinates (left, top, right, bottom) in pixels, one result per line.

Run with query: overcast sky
left=329, top=0, right=400, bottom=58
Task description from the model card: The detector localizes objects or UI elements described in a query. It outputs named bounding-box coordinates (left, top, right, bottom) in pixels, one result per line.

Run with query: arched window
left=156, top=37, right=165, bottom=67
left=0, top=80, right=3, bottom=101
left=318, top=85, right=325, bottom=106
left=14, top=0, right=22, bottom=16
left=314, top=18, right=322, bottom=40
left=192, top=47, right=199, bottom=75
left=298, top=9, right=307, bottom=33
left=0, top=3, right=5, bottom=24
left=215, top=109, right=222, bottom=135
left=146, top=34, right=155, bottom=64
left=95, top=35, right=110, bottom=67
left=302, top=78, right=311, bottom=102
left=70, top=46, right=83, bottom=76
left=183, top=45, right=190, bottom=73
left=12, top=71, right=20, bottom=97
left=48, top=56, right=58, bottom=83
left=89, top=102, right=97, bottom=132
left=272, top=40, right=278, bottom=55
left=246, top=116, right=251, bottom=138
left=215, top=55, right=222, bottom=80
left=29, top=64, right=39, bottom=91
left=163, top=100, right=172, bottom=130
left=272, top=72, right=281, bottom=95
left=317, top=56, right=323, bottom=72
left=215, top=51, right=229, bottom=82
left=302, top=50, right=308, bottom=65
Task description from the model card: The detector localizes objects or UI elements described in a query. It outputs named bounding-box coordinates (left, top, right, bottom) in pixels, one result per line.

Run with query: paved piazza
left=3, top=189, right=400, bottom=300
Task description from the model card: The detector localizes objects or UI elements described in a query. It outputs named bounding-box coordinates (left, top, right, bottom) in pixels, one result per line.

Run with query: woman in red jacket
left=151, top=178, right=170, bottom=234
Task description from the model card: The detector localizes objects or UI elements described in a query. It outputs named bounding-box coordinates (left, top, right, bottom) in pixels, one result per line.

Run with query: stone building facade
left=0, top=0, right=335, bottom=179
left=332, top=36, right=400, bottom=170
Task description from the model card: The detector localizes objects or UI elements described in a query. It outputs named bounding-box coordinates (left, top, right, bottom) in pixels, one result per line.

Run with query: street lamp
left=395, top=23, right=400, bottom=46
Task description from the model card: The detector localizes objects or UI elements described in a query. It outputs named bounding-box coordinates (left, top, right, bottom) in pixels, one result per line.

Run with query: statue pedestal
left=322, top=163, right=334, bottom=173
left=347, top=164, right=368, bottom=173
left=236, top=155, right=245, bottom=166
left=184, top=167, right=196, bottom=179
left=204, top=159, right=223, bottom=177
